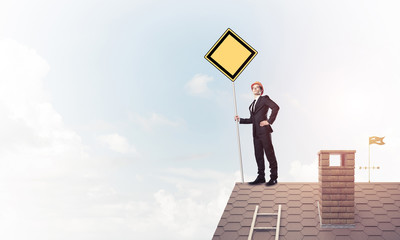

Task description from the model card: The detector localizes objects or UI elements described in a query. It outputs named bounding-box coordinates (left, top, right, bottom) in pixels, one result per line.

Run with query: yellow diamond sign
left=205, top=28, right=258, bottom=82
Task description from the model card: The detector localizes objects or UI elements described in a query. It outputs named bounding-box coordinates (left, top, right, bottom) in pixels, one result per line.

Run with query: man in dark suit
left=235, top=81, right=280, bottom=186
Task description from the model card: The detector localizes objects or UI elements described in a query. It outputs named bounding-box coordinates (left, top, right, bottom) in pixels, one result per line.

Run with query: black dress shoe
left=266, top=179, right=278, bottom=186
left=249, top=176, right=266, bottom=185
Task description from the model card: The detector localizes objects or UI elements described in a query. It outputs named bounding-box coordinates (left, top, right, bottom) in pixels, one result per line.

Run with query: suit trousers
left=253, top=133, right=278, bottom=180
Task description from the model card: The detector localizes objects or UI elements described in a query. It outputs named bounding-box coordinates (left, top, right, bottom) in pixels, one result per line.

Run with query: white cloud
left=130, top=112, right=185, bottom=131
left=289, top=159, right=318, bottom=182
left=175, top=153, right=211, bottom=162
left=121, top=169, right=240, bottom=240
left=185, top=74, right=213, bottom=97
left=164, top=167, right=226, bottom=180
left=97, top=133, right=137, bottom=154
left=283, top=92, right=301, bottom=109
left=0, top=37, right=232, bottom=240
left=0, top=38, right=87, bottom=179
left=185, top=74, right=231, bottom=106
left=0, top=38, right=114, bottom=240
left=0, top=38, right=196, bottom=240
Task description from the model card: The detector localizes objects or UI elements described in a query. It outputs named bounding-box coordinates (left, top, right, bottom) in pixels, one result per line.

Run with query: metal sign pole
left=205, top=29, right=257, bottom=184
left=232, top=81, right=244, bottom=183
left=368, top=143, right=371, bottom=183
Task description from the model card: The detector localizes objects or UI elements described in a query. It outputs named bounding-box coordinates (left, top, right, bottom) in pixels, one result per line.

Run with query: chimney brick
left=318, top=150, right=356, bottom=227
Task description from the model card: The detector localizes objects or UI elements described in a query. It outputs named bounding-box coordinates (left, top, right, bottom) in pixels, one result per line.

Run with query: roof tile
left=331, top=228, right=351, bottom=236
left=285, top=231, right=303, bottom=239
left=363, top=218, right=379, bottom=227
left=259, top=200, right=275, bottom=208
left=377, top=222, right=396, bottom=231
left=374, top=214, right=391, bottom=223
left=381, top=231, right=400, bottom=239
left=261, top=194, right=275, bottom=201
left=301, top=211, right=316, bottom=219
left=335, top=236, right=352, bottom=240
left=214, top=227, right=224, bottom=236
left=392, top=218, right=400, bottom=227
left=286, top=207, right=302, bottom=215
left=386, top=214, right=399, bottom=225
left=238, top=227, right=250, bottom=236
left=357, top=210, right=375, bottom=219
left=380, top=197, right=395, bottom=204
left=348, top=230, right=368, bottom=239
left=248, top=198, right=262, bottom=204
left=355, top=197, right=368, bottom=204
left=241, top=218, right=253, bottom=227
left=316, top=231, right=336, bottom=240
left=240, top=189, right=252, bottom=195
left=366, top=236, right=385, bottom=240
left=302, top=203, right=317, bottom=211
left=302, top=218, right=319, bottom=227
left=300, top=197, right=315, bottom=204
left=364, top=189, right=378, bottom=195
left=374, top=185, right=387, bottom=192
left=251, top=230, right=274, bottom=240
left=225, top=204, right=233, bottom=211
left=251, top=185, right=264, bottom=192
left=370, top=208, right=387, bottom=216
left=356, top=203, right=371, bottom=211
left=236, top=194, right=250, bottom=201
left=363, top=226, right=383, bottom=236
left=236, top=236, right=249, bottom=240
left=352, top=222, right=365, bottom=231
left=219, top=231, right=239, bottom=239
left=365, top=194, right=380, bottom=201
left=228, top=214, right=246, bottom=223
left=301, top=226, right=319, bottom=236
left=251, top=191, right=264, bottom=198
left=233, top=200, right=248, bottom=208
left=287, top=184, right=303, bottom=189
left=224, top=222, right=241, bottom=231
left=286, top=214, right=302, bottom=223
left=286, top=222, right=303, bottom=231
left=213, top=183, right=400, bottom=239
left=276, top=185, right=289, bottom=192
left=289, top=189, right=302, bottom=195
left=383, top=204, right=398, bottom=211
left=302, top=236, right=319, bottom=240
left=300, top=185, right=314, bottom=192
left=287, top=200, right=302, bottom=208
left=242, top=210, right=255, bottom=219
left=387, top=190, right=400, bottom=196
left=230, top=207, right=246, bottom=215
left=368, top=200, right=384, bottom=208
left=218, top=218, right=228, bottom=227
left=244, top=203, right=258, bottom=211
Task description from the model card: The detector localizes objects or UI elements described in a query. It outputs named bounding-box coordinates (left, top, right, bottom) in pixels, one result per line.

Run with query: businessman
left=235, top=81, right=280, bottom=186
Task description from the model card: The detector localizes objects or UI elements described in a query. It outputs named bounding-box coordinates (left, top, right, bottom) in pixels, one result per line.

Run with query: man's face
left=252, top=84, right=262, bottom=96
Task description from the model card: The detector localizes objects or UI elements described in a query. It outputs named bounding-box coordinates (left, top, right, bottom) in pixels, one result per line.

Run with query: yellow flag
left=369, top=136, right=385, bottom=145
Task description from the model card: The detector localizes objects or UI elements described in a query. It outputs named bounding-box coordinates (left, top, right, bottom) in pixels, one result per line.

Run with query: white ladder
left=248, top=205, right=282, bottom=240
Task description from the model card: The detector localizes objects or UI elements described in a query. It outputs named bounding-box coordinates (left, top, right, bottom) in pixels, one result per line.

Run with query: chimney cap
left=319, top=150, right=356, bottom=154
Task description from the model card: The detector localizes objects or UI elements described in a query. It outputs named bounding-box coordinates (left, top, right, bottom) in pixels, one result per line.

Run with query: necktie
left=251, top=100, right=256, bottom=113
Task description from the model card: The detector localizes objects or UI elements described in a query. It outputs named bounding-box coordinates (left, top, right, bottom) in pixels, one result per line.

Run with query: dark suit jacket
left=240, top=95, right=280, bottom=137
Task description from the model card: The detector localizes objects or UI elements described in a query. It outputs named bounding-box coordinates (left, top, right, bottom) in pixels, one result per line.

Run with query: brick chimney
left=318, top=150, right=356, bottom=227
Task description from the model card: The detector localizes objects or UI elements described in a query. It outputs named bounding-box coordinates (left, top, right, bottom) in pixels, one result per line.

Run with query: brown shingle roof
left=212, top=182, right=400, bottom=240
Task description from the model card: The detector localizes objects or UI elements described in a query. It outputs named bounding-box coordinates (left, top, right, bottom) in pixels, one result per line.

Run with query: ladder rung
left=248, top=205, right=282, bottom=240
left=257, top=213, right=278, bottom=216
left=254, top=227, right=276, bottom=230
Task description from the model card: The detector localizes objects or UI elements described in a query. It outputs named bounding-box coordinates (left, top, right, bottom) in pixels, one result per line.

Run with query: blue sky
left=1, top=0, right=400, bottom=239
